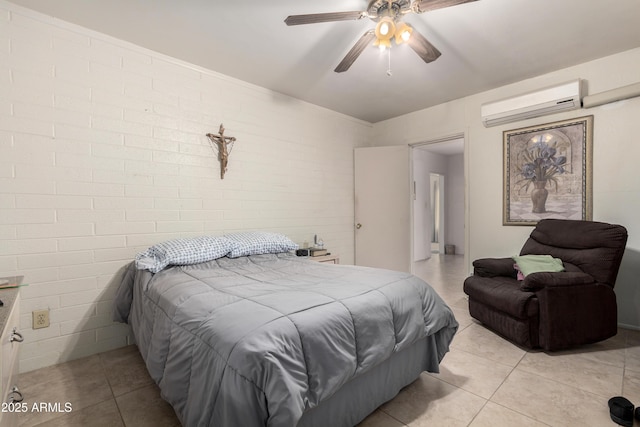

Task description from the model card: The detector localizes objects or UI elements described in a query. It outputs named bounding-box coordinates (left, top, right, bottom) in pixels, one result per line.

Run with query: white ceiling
left=8, top=0, right=640, bottom=123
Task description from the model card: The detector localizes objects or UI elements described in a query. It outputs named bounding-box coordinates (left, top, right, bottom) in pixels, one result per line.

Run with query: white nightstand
left=308, top=254, right=339, bottom=264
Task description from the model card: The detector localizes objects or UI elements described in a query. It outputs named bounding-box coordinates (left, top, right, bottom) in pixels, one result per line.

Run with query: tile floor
left=17, top=254, right=640, bottom=426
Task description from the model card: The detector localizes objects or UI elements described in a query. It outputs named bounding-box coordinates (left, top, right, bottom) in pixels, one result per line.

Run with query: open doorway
left=411, top=136, right=465, bottom=270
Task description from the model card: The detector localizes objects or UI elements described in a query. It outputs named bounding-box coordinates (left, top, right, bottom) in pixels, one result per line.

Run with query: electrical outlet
left=33, top=309, right=50, bottom=329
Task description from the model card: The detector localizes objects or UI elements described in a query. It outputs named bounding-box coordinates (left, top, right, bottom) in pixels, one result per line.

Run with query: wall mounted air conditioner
left=481, top=79, right=582, bottom=127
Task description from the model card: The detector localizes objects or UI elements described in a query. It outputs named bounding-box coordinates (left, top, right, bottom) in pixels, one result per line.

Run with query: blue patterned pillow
left=135, top=236, right=233, bottom=273
left=225, top=231, right=298, bottom=258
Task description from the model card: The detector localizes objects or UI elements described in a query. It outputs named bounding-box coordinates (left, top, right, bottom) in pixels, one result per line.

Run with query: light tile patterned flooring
left=17, top=255, right=640, bottom=426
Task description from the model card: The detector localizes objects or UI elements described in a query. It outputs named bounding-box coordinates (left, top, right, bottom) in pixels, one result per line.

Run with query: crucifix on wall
left=206, top=124, right=236, bottom=179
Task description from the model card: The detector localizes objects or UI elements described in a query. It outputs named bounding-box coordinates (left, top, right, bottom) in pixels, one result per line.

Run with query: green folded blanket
left=512, top=254, right=565, bottom=277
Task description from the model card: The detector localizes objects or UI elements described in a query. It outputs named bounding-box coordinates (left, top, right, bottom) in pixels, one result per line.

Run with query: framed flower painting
left=503, top=115, right=593, bottom=226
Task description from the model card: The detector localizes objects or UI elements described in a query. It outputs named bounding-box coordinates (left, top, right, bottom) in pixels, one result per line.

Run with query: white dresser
left=0, top=285, right=22, bottom=427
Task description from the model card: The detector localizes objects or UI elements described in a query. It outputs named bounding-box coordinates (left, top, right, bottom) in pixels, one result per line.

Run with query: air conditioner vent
left=481, top=80, right=582, bottom=128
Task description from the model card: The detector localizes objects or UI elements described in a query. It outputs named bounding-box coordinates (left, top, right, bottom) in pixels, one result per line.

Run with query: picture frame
left=503, top=115, right=593, bottom=226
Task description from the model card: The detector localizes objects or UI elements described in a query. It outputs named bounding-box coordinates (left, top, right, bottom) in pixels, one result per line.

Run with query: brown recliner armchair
left=463, top=219, right=628, bottom=351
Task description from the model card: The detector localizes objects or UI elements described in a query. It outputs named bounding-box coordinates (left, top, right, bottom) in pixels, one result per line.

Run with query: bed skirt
left=298, top=334, right=439, bottom=427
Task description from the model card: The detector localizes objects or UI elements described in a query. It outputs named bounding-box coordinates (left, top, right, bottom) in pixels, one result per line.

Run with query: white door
left=354, top=146, right=411, bottom=272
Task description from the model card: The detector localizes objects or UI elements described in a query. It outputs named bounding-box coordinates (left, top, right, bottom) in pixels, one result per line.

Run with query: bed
left=113, top=233, right=458, bottom=426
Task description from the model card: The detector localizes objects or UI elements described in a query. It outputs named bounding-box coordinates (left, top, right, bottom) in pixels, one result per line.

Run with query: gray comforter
left=113, top=253, right=458, bottom=426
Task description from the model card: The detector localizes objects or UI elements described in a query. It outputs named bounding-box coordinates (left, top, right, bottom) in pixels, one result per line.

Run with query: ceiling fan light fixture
left=380, top=22, right=390, bottom=36
left=375, top=17, right=395, bottom=41
left=395, top=22, right=413, bottom=44
left=284, top=0, right=478, bottom=73
left=373, top=37, right=392, bottom=51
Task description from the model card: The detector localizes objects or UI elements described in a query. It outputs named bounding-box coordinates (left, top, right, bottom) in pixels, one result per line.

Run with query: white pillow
left=135, top=236, right=233, bottom=273
left=225, top=231, right=298, bottom=258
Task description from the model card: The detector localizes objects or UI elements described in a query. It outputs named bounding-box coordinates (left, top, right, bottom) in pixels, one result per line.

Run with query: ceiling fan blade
left=284, top=11, right=365, bottom=26
left=413, top=0, right=478, bottom=14
left=408, top=29, right=442, bottom=63
left=334, top=30, right=376, bottom=73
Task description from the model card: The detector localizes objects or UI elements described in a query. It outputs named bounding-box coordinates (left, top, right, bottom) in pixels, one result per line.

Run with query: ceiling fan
left=285, top=0, right=478, bottom=73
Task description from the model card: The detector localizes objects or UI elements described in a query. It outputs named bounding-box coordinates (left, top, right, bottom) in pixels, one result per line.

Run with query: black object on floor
left=608, top=396, right=634, bottom=427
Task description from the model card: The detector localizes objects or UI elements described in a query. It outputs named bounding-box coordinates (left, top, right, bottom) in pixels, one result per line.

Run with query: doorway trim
left=409, top=132, right=468, bottom=273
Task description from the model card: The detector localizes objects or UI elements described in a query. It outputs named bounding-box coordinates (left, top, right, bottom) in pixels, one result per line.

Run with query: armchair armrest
left=521, top=271, right=595, bottom=291
left=472, top=258, right=516, bottom=278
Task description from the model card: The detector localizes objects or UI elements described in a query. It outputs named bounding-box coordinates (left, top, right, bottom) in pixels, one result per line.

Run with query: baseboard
left=618, top=323, right=640, bottom=331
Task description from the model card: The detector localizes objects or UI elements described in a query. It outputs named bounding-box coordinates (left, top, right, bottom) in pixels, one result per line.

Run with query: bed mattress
left=113, top=253, right=458, bottom=426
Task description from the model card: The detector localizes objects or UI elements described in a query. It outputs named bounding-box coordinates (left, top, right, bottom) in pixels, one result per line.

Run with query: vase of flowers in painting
left=530, top=180, right=548, bottom=213
left=517, top=134, right=567, bottom=214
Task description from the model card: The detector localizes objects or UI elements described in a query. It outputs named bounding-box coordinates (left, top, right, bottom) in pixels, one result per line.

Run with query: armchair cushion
left=472, top=257, right=517, bottom=278
left=464, top=275, right=538, bottom=319
left=562, top=262, right=585, bottom=273
left=512, top=254, right=565, bottom=277
left=521, top=271, right=596, bottom=292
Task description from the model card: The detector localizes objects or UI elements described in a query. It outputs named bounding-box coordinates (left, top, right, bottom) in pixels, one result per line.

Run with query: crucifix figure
left=206, top=124, right=236, bottom=179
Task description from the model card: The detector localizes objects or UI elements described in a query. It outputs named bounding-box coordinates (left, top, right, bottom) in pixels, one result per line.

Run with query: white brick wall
left=0, top=2, right=371, bottom=372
